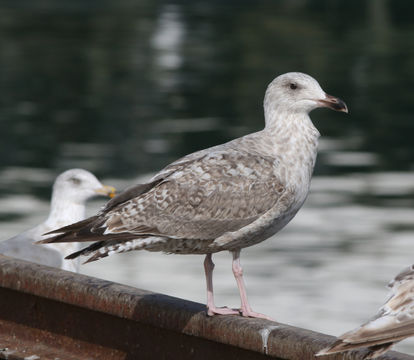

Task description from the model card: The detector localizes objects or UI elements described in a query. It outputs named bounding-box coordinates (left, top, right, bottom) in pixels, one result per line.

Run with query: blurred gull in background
left=0, top=169, right=115, bottom=272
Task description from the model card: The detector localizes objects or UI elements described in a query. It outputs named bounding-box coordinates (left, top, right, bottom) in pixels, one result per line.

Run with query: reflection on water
left=1, top=0, right=414, bottom=355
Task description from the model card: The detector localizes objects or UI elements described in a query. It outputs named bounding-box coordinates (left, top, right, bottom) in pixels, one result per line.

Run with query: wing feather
left=102, top=149, right=284, bottom=240
left=39, top=146, right=288, bottom=258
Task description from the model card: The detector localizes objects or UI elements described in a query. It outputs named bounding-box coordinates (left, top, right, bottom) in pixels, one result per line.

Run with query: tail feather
left=44, top=216, right=100, bottom=236
left=316, top=340, right=395, bottom=358
left=65, top=241, right=107, bottom=260
left=66, top=236, right=164, bottom=263
left=37, top=216, right=104, bottom=244
left=316, top=339, right=355, bottom=356
left=36, top=232, right=73, bottom=244
left=36, top=231, right=102, bottom=244
left=83, top=247, right=118, bottom=263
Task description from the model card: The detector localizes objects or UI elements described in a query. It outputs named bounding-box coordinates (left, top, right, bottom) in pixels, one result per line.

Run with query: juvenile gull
left=39, top=72, right=347, bottom=318
left=317, top=264, right=414, bottom=359
left=0, top=169, right=115, bottom=272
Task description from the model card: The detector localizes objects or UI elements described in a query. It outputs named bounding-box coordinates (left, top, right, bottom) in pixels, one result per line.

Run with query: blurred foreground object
left=317, top=264, right=414, bottom=359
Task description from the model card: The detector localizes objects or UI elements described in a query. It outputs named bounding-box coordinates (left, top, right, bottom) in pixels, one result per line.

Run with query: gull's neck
left=45, top=193, right=86, bottom=228
left=261, top=107, right=320, bottom=188
left=264, top=107, right=320, bottom=140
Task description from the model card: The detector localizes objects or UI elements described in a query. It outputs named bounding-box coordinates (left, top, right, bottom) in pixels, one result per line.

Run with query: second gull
left=0, top=169, right=115, bottom=272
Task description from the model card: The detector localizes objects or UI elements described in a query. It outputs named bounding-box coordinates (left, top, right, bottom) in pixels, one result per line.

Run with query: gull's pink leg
left=231, top=250, right=274, bottom=320
left=204, top=254, right=239, bottom=316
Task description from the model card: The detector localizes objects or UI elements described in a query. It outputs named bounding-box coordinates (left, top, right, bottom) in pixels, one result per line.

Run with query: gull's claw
left=239, top=308, right=275, bottom=321
left=206, top=306, right=240, bottom=316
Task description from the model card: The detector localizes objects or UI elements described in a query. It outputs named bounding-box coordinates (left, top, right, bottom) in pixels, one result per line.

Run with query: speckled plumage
left=317, top=264, right=414, bottom=359
left=40, top=72, right=347, bottom=318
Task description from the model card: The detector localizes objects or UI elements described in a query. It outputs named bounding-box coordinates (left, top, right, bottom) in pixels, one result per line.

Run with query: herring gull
left=317, top=264, right=414, bottom=359
left=39, top=72, right=347, bottom=318
left=0, top=169, right=115, bottom=272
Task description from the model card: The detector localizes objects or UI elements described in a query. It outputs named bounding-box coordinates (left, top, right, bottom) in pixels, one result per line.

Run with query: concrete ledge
left=0, top=255, right=412, bottom=360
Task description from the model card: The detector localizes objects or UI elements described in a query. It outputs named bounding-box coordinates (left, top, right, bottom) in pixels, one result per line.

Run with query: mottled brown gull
left=317, top=264, right=414, bottom=359
left=0, top=169, right=115, bottom=272
left=39, top=72, right=347, bottom=318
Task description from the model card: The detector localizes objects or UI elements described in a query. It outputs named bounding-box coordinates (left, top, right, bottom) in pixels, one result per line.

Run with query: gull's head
left=52, top=168, right=116, bottom=204
left=264, top=72, right=348, bottom=116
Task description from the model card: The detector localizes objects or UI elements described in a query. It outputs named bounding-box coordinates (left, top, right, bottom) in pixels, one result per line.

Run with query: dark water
left=1, top=0, right=414, bottom=354
left=1, top=1, right=413, bottom=182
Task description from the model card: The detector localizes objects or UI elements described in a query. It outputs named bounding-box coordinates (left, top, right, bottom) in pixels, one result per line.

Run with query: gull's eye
left=69, top=177, right=81, bottom=185
left=290, top=83, right=297, bottom=90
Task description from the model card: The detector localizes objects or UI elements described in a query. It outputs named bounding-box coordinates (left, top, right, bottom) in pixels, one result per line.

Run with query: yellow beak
left=95, top=185, right=116, bottom=198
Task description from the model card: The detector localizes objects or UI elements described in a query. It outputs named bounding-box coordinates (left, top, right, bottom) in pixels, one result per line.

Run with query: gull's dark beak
left=318, top=94, right=348, bottom=113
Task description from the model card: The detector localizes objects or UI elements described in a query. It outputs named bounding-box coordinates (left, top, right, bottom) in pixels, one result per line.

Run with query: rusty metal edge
left=0, top=254, right=412, bottom=360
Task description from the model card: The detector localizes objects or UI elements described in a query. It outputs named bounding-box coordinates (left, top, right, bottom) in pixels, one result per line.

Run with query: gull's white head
left=264, top=72, right=348, bottom=118
left=52, top=168, right=115, bottom=205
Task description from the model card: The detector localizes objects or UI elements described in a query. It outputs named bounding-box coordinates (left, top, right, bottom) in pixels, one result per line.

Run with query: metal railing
left=0, top=255, right=412, bottom=360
